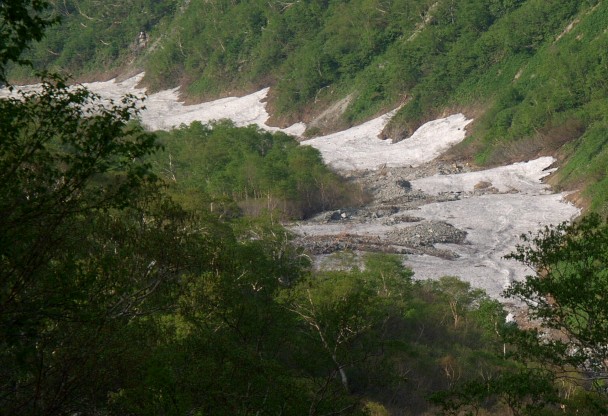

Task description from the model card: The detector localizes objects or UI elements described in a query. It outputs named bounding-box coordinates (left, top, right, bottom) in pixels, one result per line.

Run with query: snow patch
left=304, top=113, right=472, bottom=170
left=411, top=157, right=557, bottom=195
left=406, top=192, right=579, bottom=300
left=1, top=73, right=306, bottom=136
left=85, top=74, right=306, bottom=135
left=292, top=158, right=579, bottom=300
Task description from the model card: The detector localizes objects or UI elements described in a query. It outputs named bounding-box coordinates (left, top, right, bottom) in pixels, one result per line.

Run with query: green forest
left=11, top=0, right=608, bottom=212
left=150, top=120, right=366, bottom=219
left=3, top=0, right=608, bottom=415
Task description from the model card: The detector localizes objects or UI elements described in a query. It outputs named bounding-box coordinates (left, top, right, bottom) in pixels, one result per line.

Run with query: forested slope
left=14, top=0, right=608, bottom=212
left=4, top=2, right=608, bottom=415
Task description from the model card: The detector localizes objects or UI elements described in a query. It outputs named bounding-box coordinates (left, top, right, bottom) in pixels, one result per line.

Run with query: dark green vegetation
left=13, top=0, right=608, bottom=212
left=151, top=121, right=365, bottom=219
left=4, top=1, right=608, bottom=415
left=0, top=0, right=57, bottom=84
left=434, top=215, right=608, bottom=415
left=505, top=215, right=608, bottom=383
left=0, top=3, right=511, bottom=414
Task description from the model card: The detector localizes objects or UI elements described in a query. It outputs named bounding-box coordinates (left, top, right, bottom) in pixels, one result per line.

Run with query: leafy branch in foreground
left=430, top=216, right=608, bottom=415
left=504, top=214, right=608, bottom=385
left=0, top=0, right=58, bottom=84
left=429, top=367, right=559, bottom=416
left=0, top=77, right=168, bottom=413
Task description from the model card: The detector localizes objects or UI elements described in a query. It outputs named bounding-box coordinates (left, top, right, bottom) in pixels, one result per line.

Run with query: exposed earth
left=292, top=161, right=471, bottom=259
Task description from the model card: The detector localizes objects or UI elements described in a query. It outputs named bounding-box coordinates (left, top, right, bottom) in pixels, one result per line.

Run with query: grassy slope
left=16, top=0, right=608, bottom=213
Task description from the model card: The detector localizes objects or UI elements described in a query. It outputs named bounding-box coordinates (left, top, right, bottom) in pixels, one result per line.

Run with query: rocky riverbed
left=292, top=162, right=471, bottom=258
left=289, top=157, right=580, bottom=304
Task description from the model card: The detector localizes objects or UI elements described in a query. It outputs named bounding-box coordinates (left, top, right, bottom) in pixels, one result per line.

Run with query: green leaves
left=8, top=0, right=608, bottom=212
left=0, top=68, right=180, bottom=413
left=152, top=121, right=362, bottom=219
left=0, top=0, right=58, bottom=84
left=505, top=215, right=608, bottom=374
left=430, top=367, right=559, bottom=415
left=0, top=78, right=158, bottom=243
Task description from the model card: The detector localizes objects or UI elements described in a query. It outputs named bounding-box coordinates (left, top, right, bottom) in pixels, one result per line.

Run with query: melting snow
left=411, top=157, right=557, bottom=195
left=304, top=113, right=472, bottom=170
left=406, top=157, right=579, bottom=300
left=405, top=191, right=579, bottom=300
left=1, top=73, right=306, bottom=135
left=86, top=74, right=306, bottom=135
left=1, top=74, right=581, bottom=301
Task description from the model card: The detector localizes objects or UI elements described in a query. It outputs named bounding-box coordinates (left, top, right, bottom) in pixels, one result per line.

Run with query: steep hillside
left=14, top=0, right=608, bottom=212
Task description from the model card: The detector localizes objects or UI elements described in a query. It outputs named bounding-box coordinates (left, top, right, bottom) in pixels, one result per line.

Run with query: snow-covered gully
left=87, top=75, right=580, bottom=303
left=3, top=75, right=580, bottom=305
left=299, top=114, right=579, bottom=304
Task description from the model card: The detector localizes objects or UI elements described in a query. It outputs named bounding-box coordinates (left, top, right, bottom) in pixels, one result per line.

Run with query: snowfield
left=410, top=157, right=558, bottom=195
left=301, top=117, right=579, bottom=301
left=0, top=73, right=306, bottom=135
left=304, top=113, right=472, bottom=170
left=1, top=74, right=580, bottom=301
left=402, top=191, right=579, bottom=301
left=85, top=74, right=307, bottom=135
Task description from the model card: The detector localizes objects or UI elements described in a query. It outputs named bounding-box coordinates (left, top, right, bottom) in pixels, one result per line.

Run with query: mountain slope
left=14, top=0, right=608, bottom=212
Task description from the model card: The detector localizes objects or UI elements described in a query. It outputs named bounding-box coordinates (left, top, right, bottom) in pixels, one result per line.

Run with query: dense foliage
left=5, top=1, right=608, bottom=415
left=12, top=0, right=608, bottom=212
left=433, top=215, right=608, bottom=415
left=151, top=121, right=366, bottom=219
left=505, top=215, right=608, bottom=383
left=7, top=0, right=175, bottom=80
left=0, top=92, right=513, bottom=412
left=0, top=4, right=518, bottom=414
left=0, top=0, right=57, bottom=84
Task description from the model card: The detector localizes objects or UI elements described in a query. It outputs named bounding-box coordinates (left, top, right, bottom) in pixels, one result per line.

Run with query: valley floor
left=297, top=111, right=579, bottom=313
left=289, top=158, right=579, bottom=309
left=98, top=74, right=581, bottom=308
left=2, top=74, right=580, bottom=311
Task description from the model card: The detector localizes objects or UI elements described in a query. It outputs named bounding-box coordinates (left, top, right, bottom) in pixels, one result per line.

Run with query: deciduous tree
left=505, top=214, right=608, bottom=389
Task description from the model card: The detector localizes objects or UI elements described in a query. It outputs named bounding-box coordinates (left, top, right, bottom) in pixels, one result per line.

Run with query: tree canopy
left=151, top=120, right=366, bottom=219
left=4, top=1, right=608, bottom=415
left=432, top=216, right=608, bottom=415
left=12, top=0, right=608, bottom=212
left=505, top=215, right=608, bottom=386
left=0, top=0, right=57, bottom=84
left=0, top=3, right=513, bottom=414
